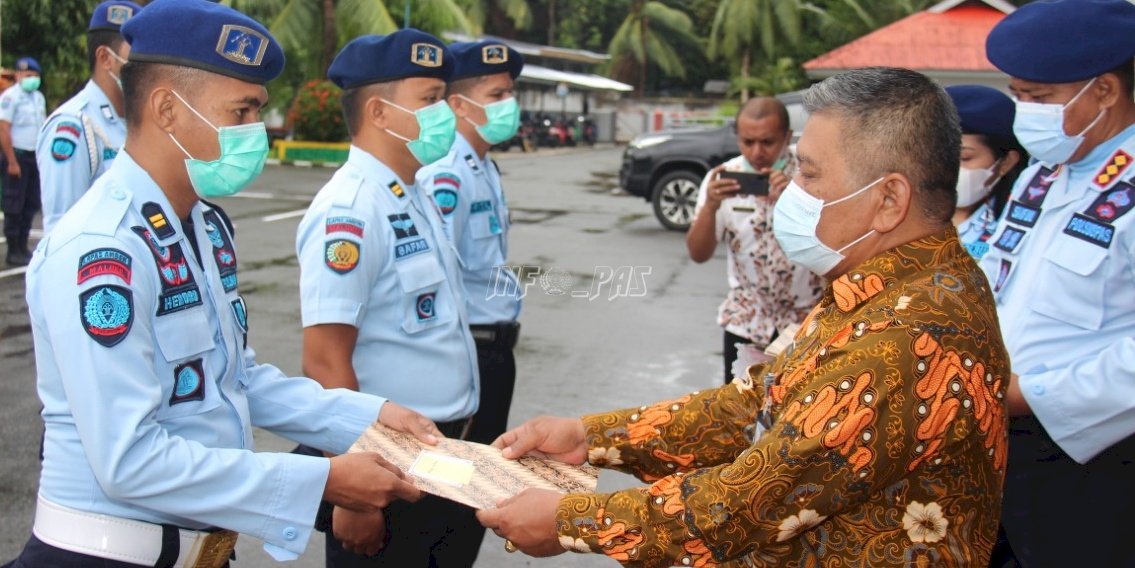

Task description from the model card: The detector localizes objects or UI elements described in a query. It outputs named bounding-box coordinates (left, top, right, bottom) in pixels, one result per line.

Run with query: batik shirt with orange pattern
left=555, top=229, right=1009, bottom=567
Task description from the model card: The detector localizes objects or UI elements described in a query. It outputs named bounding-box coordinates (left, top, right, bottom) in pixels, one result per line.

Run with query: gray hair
left=803, top=67, right=961, bottom=224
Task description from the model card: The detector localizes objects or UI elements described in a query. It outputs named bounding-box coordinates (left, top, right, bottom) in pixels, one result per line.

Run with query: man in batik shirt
left=479, top=67, right=1010, bottom=567
left=688, top=96, right=823, bottom=383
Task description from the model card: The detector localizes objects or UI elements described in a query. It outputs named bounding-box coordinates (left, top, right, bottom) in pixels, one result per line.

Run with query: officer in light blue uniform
left=38, top=0, right=141, bottom=234
left=416, top=41, right=523, bottom=447
left=980, top=1, right=1135, bottom=566
left=0, top=56, right=46, bottom=265
left=296, top=30, right=481, bottom=567
left=8, top=2, right=432, bottom=567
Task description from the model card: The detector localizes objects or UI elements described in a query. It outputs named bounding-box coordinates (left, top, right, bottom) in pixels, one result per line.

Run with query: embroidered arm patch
left=79, top=284, right=134, bottom=347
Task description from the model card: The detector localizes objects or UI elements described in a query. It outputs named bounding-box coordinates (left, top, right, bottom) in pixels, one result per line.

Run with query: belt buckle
left=191, top=530, right=238, bottom=568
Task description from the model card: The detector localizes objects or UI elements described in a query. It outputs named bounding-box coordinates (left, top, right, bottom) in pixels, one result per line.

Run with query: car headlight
left=629, top=135, right=672, bottom=149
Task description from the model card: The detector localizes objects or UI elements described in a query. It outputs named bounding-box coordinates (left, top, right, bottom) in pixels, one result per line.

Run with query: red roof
left=804, top=4, right=1007, bottom=73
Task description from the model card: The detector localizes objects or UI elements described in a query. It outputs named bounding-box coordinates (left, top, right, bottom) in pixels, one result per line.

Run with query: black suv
left=619, top=125, right=739, bottom=230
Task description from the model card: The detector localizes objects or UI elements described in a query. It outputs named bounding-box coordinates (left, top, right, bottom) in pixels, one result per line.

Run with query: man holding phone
left=687, top=96, right=823, bottom=383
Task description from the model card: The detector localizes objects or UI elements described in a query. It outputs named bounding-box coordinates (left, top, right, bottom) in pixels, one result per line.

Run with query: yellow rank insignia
left=1095, top=149, right=1131, bottom=187
left=388, top=181, right=406, bottom=199
left=483, top=45, right=508, bottom=64
left=216, top=24, right=269, bottom=67
left=411, top=43, right=442, bottom=67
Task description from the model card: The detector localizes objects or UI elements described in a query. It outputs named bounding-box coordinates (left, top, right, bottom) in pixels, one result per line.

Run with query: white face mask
left=773, top=177, right=882, bottom=276
left=1013, top=78, right=1104, bottom=165
left=955, top=162, right=1001, bottom=208
left=107, top=49, right=128, bottom=93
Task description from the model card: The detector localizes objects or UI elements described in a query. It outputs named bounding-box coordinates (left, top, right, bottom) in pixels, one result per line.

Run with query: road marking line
left=261, top=208, right=308, bottom=223
left=232, top=191, right=276, bottom=199
left=0, top=265, right=28, bottom=279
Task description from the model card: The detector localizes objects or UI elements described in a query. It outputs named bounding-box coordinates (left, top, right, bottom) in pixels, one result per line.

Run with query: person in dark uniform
left=0, top=56, right=46, bottom=265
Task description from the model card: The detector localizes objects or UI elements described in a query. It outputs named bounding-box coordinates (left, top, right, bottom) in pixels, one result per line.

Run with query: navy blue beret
left=89, top=1, right=142, bottom=33
left=946, top=85, right=1016, bottom=142
left=122, top=0, right=284, bottom=85
left=449, top=41, right=524, bottom=81
left=987, top=0, right=1135, bottom=83
left=15, top=57, right=40, bottom=73
left=328, top=29, right=454, bottom=89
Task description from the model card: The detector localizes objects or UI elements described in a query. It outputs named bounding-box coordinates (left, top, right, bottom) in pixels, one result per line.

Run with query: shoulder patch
left=433, top=172, right=461, bottom=190
left=51, top=138, right=77, bottom=162
left=326, top=216, right=365, bottom=237
left=325, top=239, right=361, bottom=274
left=433, top=188, right=458, bottom=216
left=388, top=180, right=406, bottom=199
left=387, top=213, right=419, bottom=239
left=54, top=120, right=81, bottom=140
left=170, top=359, right=206, bottom=405
left=464, top=154, right=480, bottom=171
left=142, top=202, right=175, bottom=240
left=80, top=284, right=134, bottom=347
left=100, top=104, right=114, bottom=122
left=77, top=247, right=131, bottom=284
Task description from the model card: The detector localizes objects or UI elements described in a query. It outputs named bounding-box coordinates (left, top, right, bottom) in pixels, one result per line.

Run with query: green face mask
left=19, top=76, right=41, bottom=92
left=167, top=90, right=269, bottom=198
left=458, top=95, right=520, bottom=145
left=382, top=99, right=456, bottom=165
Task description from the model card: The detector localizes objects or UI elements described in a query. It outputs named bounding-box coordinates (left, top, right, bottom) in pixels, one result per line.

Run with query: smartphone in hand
left=719, top=171, right=770, bottom=196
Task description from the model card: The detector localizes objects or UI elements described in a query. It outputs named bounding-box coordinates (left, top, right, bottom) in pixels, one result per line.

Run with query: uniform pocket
left=395, top=254, right=451, bottom=334
left=1029, top=236, right=1107, bottom=330
left=153, top=309, right=221, bottom=421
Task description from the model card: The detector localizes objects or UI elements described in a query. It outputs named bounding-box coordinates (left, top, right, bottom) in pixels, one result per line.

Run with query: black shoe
left=6, top=247, right=29, bottom=266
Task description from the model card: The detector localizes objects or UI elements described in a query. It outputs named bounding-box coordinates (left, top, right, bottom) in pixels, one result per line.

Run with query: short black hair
left=975, top=133, right=1028, bottom=219
left=733, top=97, right=790, bottom=134
left=803, top=67, right=962, bottom=225
left=341, top=81, right=399, bottom=137
left=87, top=30, right=125, bottom=73
left=121, top=61, right=206, bottom=128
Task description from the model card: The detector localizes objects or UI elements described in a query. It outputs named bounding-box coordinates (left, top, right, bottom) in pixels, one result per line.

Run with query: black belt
left=13, top=148, right=35, bottom=157
left=469, top=321, right=520, bottom=349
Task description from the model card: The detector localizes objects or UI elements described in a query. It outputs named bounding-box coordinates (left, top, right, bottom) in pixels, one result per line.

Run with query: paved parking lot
left=0, top=145, right=729, bottom=566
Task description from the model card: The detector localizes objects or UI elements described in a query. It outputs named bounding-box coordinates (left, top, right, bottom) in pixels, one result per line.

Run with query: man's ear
left=151, top=88, right=177, bottom=131
left=447, top=94, right=469, bottom=120
left=873, top=173, right=913, bottom=233
left=1095, top=72, right=1124, bottom=110
left=365, top=95, right=387, bottom=130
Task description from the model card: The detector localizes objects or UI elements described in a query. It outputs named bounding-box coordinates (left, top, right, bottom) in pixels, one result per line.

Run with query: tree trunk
left=547, top=0, right=556, bottom=46
left=740, top=50, right=750, bottom=103
left=321, top=0, right=336, bottom=75
left=639, top=10, right=648, bottom=95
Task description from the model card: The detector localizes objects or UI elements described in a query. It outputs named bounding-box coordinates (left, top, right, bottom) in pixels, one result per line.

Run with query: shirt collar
left=825, top=227, right=967, bottom=313
left=83, top=80, right=118, bottom=123
left=117, top=150, right=189, bottom=246
left=347, top=145, right=414, bottom=201
left=454, top=133, right=488, bottom=174
left=1070, top=122, right=1135, bottom=174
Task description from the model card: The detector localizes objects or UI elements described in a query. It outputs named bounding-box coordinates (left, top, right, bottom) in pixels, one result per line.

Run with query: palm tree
left=224, top=0, right=473, bottom=77
left=459, top=0, right=533, bottom=34
left=708, top=0, right=808, bottom=102
left=810, top=0, right=935, bottom=44
left=607, top=0, right=702, bottom=94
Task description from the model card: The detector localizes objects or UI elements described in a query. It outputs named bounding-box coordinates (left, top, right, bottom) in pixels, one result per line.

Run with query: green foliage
left=1, top=0, right=93, bottom=107
left=607, top=1, right=702, bottom=91
left=730, top=57, right=806, bottom=97
left=709, top=0, right=803, bottom=62
left=288, top=80, right=347, bottom=141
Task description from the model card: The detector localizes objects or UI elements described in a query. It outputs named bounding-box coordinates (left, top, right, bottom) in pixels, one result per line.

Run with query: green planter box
left=273, top=140, right=350, bottom=164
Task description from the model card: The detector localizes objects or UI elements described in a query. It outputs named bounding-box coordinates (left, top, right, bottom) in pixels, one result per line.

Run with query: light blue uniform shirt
left=416, top=133, right=521, bottom=324
left=29, top=151, right=384, bottom=560
left=297, top=146, right=479, bottom=423
left=956, top=200, right=998, bottom=260
left=38, top=81, right=127, bottom=233
left=0, top=83, right=45, bottom=150
left=979, top=123, right=1135, bottom=464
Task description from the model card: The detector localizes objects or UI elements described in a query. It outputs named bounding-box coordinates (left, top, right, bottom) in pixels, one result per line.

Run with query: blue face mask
left=1013, top=78, right=1104, bottom=165
left=772, top=177, right=881, bottom=276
